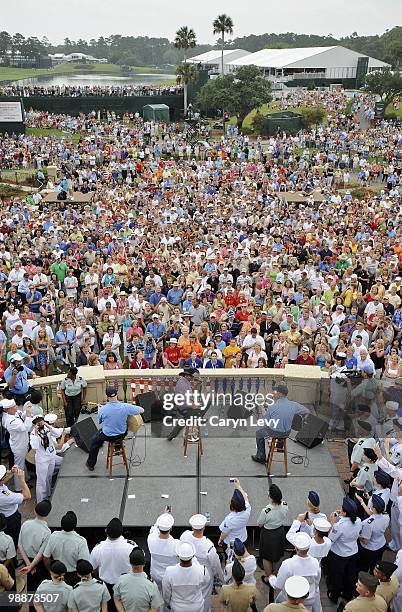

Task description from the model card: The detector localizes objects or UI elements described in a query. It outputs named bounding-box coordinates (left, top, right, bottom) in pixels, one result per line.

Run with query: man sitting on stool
left=85, top=387, right=143, bottom=471
left=251, top=383, right=309, bottom=465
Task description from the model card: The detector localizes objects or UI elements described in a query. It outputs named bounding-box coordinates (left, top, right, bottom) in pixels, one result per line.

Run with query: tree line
left=0, top=26, right=400, bottom=68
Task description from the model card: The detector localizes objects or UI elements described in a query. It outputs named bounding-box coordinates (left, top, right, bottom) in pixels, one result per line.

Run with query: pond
left=14, top=73, right=176, bottom=87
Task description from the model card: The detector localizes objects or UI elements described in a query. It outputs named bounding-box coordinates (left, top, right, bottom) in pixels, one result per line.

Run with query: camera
left=12, top=363, right=24, bottom=373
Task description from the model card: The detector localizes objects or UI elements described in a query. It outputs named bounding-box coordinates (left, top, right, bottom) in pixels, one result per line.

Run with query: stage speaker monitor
left=135, top=391, right=162, bottom=423
left=71, top=417, right=98, bottom=453
left=295, top=414, right=329, bottom=449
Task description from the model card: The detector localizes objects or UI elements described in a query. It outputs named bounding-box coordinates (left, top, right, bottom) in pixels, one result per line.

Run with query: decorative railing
left=31, top=365, right=328, bottom=417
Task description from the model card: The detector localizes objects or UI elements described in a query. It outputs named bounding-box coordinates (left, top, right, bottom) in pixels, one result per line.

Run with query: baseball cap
left=105, top=387, right=118, bottom=398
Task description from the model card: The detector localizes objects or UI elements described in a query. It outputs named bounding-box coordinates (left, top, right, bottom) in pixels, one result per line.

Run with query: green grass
left=0, top=63, right=166, bottom=83
left=26, top=127, right=81, bottom=143
left=385, top=101, right=402, bottom=118
left=0, top=183, right=25, bottom=197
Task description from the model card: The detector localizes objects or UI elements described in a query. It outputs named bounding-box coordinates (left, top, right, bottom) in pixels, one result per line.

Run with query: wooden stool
left=183, top=426, right=203, bottom=457
left=107, top=439, right=129, bottom=478
left=266, top=437, right=289, bottom=477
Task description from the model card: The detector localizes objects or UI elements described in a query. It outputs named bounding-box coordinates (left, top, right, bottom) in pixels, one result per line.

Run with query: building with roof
left=48, top=53, right=108, bottom=66
left=226, top=46, right=390, bottom=88
left=186, top=49, right=250, bottom=74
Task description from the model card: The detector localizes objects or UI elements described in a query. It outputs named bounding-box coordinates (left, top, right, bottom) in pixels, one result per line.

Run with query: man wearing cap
left=86, top=386, right=143, bottom=471
left=166, top=366, right=202, bottom=441
left=35, top=560, right=73, bottom=612
left=269, top=532, right=321, bottom=610
left=180, top=514, right=223, bottom=611
left=147, top=507, right=178, bottom=592
left=220, top=559, right=258, bottom=612
left=30, top=414, right=65, bottom=503
left=18, top=500, right=52, bottom=592
left=252, top=384, right=309, bottom=465
left=43, top=511, right=90, bottom=586
left=343, top=571, right=387, bottom=611
left=263, top=575, right=311, bottom=610
left=162, top=541, right=208, bottom=612
left=1, top=397, right=33, bottom=490
left=90, top=517, right=136, bottom=601
left=295, top=346, right=315, bottom=366
left=67, top=560, right=110, bottom=611
left=4, top=353, right=35, bottom=403
left=146, top=313, right=166, bottom=341
left=114, top=547, right=163, bottom=612
left=0, top=465, right=30, bottom=547
left=374, top=561, right=399, bottom=608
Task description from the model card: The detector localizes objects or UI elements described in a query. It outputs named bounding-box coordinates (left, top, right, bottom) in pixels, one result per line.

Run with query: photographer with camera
left=59, top=367, right=87, bottom=427
left=1, top=397, right=32, bottom=492
left=4, top=353, right=36, bottom=404
left=29, top=414, right=65, bottom=503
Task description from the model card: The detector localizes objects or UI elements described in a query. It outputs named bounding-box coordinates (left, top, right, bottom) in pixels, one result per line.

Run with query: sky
left=2, top=0, right=401, bottom=44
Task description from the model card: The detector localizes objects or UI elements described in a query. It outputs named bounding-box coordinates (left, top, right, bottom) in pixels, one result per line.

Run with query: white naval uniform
left=269, top=554, right=321, bottom=612
left=180, top=530, right=223, bottom=612
left=90, top=536, right=136, bottom=584
left=223, top=552, right=257, bottom=584
left=29, top=426, right=59, bottom=502
left=286, top=520, right=331, bottom=565
left=2, top=411, right=32, bottom=490
left=147, top=525, right=179, bottom=592
left=376, top=457, right=402, bottom=551
left=162, top=561, right=208, bottom=612
left=393, top=549, right=402, bottom=611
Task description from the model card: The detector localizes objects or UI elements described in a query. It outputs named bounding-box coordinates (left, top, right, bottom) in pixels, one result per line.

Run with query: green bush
left=240, top=125, right=254, bottom=135
left=251, top=111, right=266, bottom=134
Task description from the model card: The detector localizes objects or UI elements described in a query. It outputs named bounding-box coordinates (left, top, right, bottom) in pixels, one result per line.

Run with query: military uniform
left=344, top=594, right=387, bottom=611
left=113, top=571, right=163, bottom=612
left=0, top=484, right=24, bottom=547
left=350, top=439, right=376, bottom=468
left=358, top=513, right=389, bottom=571
left=147, top=524, right=179, bottom=592
left=269, top=554, right=321, bottom=610
left=162, top=562, right=209, bottom=612
left=67, top=577, right=110, bottom=612
left=376, top=457, right=402, bottom=551
left=43, top=530, right=90, bottom=585
left=376, top=575, right=399, bottom=607
left=35, top=579, right=72, bottom=612
left=0, top=530, right=15, bottom=562
left=326, top=516, right=362, bottom=601
left=354, top=462, right=376, bottom=494
left=18, top=517, right=51, bottom=590
left=90, top=536, right=136, bottom=584
left=180, top=530, right=223, bottom=611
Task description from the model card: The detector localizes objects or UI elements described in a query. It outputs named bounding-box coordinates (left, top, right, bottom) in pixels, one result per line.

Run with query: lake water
left=14, top=73, right=175, bottom=87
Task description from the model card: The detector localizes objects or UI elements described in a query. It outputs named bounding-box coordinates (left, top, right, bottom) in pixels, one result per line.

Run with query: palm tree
left=174, top=26, right=197, bottom=62
left=212, top=14, right=234, bottom=76
left=176, top=63, right=198, bottom=111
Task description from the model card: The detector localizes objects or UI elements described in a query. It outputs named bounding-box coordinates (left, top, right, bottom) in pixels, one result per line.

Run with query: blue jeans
left=255, top=428, right=289, bottom=461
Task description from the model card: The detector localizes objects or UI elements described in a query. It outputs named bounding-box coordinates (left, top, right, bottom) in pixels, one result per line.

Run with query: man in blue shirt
left=4, top=353, right=36, bottom=402
left=146, top=314, right=166, bottom=341
left=251, top=384, right=309, bottom=464
left=86, top=387, right=143, bottom=471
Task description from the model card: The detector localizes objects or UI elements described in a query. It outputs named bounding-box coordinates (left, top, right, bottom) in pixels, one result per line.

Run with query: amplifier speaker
left=135, top=391, right=163, bottom=423
left=295, top=414, right=329, bottom=449
left=71, top=417, right=98, bottom=453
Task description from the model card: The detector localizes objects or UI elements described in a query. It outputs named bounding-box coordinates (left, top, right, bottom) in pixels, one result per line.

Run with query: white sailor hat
left=293, top=532, right=311, bottom=550
left=386, top=401, right=399, bottom=412
left=1, top=399, right=16, bottom=411
left=285, top=576, right=310, bottom=599
left=44, top=413, right=58, bottom=424
left=313, top=517, right=331, bottom=533
left=189, top=514, right=207, bottom=530
left=176, top=542, right=195, bottom=561
left=156, top=513, right=174, bottom=531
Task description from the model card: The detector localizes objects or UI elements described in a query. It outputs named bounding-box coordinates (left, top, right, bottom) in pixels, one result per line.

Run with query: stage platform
left=47, top=417, right=344, bottom=530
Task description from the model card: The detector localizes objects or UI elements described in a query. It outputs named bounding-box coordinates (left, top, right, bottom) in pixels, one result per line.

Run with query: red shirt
left=295, top=355, right=315, bottom=366
left=164, top=346, right=180, bottom=365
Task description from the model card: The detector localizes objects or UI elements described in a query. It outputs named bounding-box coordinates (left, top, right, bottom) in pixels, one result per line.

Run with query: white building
left=48, top=53, right=108, bottom=66
left=186, top=49, right=250, bottom=74
left=226, top=46, right=390, bottom=86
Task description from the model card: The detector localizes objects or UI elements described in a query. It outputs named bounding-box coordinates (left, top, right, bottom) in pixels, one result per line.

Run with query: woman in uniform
left=326, top=496, right=362, bottom=605
left=256, top=484, right=288, bottom=586
left=218, top=480, right=251, bottom=550
left=357, top=494, right=389, bottom=572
